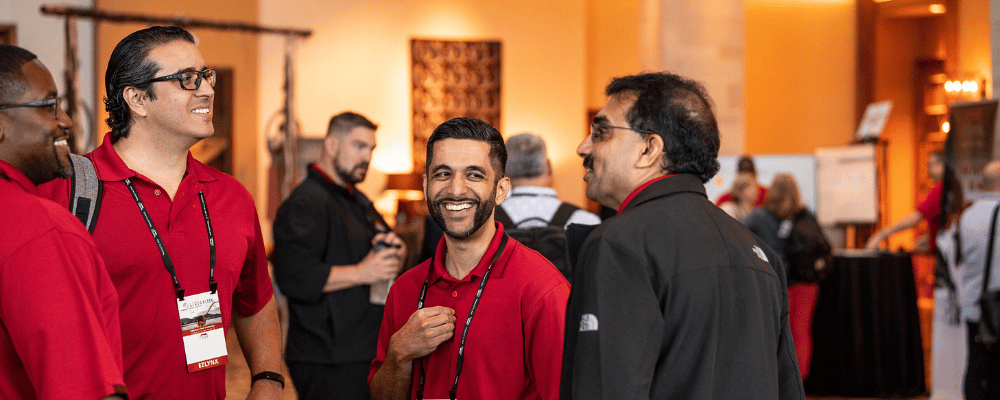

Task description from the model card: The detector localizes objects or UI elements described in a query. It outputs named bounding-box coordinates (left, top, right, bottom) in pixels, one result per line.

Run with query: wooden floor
left=222, top=326, right=933, bottom=400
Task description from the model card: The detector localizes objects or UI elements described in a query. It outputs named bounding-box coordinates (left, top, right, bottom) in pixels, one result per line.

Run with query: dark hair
left=425, top=117, right=506, bottom=179
left=505, top=132, right=547, bottom=178
left=0, top=45, right=39, bottom=104
left=326, top=111, right=377, bottom=137
left=605, top=71, right=721, bottom=183
left=105, top=26, right=196, bottom=139
left=737, top=155, right=757, bottom=176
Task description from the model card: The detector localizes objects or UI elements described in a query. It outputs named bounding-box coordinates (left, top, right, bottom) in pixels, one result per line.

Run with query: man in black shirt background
left=272, top=111, right=406, bottom=400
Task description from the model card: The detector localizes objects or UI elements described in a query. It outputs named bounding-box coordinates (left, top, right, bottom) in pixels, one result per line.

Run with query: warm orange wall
left=745, top=0, right=856, bottom=156
left=958, top=0, right=991, bottom=93
left=94, top=0, right=259, bottom=197
left=257, top=0, right=588, bottom=213
left=876, top=17, right=922, bottom=249
left=586, top=0, right=641, bottom=111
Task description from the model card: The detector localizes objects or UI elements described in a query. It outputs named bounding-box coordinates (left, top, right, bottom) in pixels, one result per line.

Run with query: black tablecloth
left=804, top=252, right=926, bottom=397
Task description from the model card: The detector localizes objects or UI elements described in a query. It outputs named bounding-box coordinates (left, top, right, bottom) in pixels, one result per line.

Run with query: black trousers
left=289, top=361, right=372, bottom=400
left=964, top=322, right=1000, bottom=400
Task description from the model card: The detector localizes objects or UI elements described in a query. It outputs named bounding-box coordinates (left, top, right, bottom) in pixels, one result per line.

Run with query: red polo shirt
left=0, top=161, right=126, bottom=400
left=917, top=182, right=943, bottom=252
left=40, top=134, right=273, bottom=399
left=369, top=222, right=569, bottom=399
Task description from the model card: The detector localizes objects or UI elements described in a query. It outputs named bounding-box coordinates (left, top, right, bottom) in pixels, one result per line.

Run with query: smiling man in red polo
left=41, top=26, right=282, bottom=399
left=369, top=117, right=569, bottom=400
left=0, top=44, right=126, bottom=400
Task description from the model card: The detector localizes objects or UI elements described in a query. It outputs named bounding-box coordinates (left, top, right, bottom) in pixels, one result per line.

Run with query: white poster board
left=814, top=144, right=878, bottom=224
left=705, top=155, right=817, bottom=212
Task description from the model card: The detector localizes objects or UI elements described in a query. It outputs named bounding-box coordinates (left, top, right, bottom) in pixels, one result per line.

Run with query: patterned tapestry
left=411, top=39, right=502, bottom=168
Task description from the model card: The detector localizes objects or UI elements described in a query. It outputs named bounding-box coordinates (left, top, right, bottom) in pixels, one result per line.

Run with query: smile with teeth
left=54, top=139, right=68, bottom=147
left=192, top=108, right=210, bottom=114
left=445, top=203, right=473, bottom=211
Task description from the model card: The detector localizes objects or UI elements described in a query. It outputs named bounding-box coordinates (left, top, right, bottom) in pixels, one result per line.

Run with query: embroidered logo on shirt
left=579, top=313, right=599, bottom=332
left=753, top=245, right=768, bottom=262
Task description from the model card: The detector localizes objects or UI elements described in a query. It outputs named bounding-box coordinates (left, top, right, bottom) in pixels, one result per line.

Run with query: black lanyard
left=416, top=233, right=508, bottom=400
left=123, top=178, right=217, bottom=301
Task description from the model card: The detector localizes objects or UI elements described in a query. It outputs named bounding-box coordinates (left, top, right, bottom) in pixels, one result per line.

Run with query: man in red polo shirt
left=368, top=118, right=569, bottom=400
left=41, top=27, right=282, bottom=399
left=0, top=44, right=126, bottom=399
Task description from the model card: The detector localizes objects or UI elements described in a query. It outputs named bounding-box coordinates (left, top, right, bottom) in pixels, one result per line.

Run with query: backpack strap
left=494, top=205, right=516, bottom=229
left=68, top=153, right=103, bottom=234
left=981, top=203, right=1000, bottom=303
left=549, top=202, right=580, bottom=228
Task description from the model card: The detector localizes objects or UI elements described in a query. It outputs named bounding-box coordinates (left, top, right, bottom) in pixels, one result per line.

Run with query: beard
left=428, top=186, right=497, bottom=240
left=334, top=160, right=369, bottom=185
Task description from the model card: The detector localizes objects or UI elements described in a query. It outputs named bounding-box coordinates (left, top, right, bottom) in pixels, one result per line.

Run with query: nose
left=56, top=102, right=73, bottom=130
left=196, top=78, right=215, bottom=98
left=577, top=134, right=593, bottom=158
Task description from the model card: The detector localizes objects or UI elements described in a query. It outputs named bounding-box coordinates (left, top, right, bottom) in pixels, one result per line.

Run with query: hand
left=865, top=232, right=884, bottom=250
left=246, top=377, right=283, bottom=400
left=375, top=231, right=408, bottom=261
left=357, top=233, right=405, bottom=284
left=387, top=306, right=456, bottom=363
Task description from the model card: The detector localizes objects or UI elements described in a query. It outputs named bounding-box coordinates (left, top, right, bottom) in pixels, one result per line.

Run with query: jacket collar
left=307, top=163, right=354, bottom=198
left=618, top=174, right=708, bottom=215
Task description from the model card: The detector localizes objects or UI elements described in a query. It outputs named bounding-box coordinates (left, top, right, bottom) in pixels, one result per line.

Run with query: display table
left=804, top=251, right=926, bottom=397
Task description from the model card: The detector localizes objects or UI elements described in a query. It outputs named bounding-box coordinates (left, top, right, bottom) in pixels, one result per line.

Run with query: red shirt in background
left=369, top=222, right=569, bottom=399
left=715, top=186, right=768, bottom=207
left=917, top=182, right=944, bottom=252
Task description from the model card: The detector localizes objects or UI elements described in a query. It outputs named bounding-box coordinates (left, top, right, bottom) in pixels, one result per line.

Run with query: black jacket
left=271, top=167, right=385, bottom=365
left=561, top=174, right=804, bottom=399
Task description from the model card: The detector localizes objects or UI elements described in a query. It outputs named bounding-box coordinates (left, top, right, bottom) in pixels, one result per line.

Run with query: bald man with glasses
left=42, top=26, right=283, bottom=400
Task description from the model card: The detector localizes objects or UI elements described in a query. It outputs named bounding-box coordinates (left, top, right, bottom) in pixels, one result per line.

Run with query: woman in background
left=744, top=174, right=822, bottom=379
left=720, top=174, right=759, bottom=222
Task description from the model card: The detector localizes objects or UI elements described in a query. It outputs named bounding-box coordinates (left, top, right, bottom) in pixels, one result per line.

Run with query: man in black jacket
left=272, top=111, right=406, bottom=400
left=560, top=72, right=805, bottom=399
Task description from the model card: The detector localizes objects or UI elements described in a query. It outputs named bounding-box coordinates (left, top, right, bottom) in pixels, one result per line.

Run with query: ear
left=494, top=176, right=511, bottom=206
left=123, top=86, right=148, bottom=118
left=324, top=134, right=339, bottom=157
left=635, top=134, right=665, bottom=169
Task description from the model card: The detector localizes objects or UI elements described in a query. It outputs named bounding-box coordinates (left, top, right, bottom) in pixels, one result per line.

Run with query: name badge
left=177, top=291, right=228, bottom=373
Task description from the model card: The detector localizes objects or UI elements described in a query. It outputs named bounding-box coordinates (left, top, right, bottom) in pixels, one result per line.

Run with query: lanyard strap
left=416, top=233, right=508, bottom=400
left=124, top=178, right=217, bottom=301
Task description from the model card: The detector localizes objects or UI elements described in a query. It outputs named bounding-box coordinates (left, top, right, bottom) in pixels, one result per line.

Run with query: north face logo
left=579, top=313, right=599, bottom=332
left=753, top=245, right=768, bottom=262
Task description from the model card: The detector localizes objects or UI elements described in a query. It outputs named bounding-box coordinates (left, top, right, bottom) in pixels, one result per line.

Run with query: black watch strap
left=251, top=371, right=285, bottom=389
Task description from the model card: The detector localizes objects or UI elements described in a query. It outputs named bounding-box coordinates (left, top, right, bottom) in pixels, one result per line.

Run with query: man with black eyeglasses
left=0, top=44, right=127, bottom=400
left=560, top=72, right=804, bottom=399
left=41, top=26, right=283, bottom=400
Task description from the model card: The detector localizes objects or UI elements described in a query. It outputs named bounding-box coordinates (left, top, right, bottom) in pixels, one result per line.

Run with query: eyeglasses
left=590, top=122, right=659, bottom=137
left=145, top=68, right=216, bottom=91
left=0, top=97, right=61, bottom=118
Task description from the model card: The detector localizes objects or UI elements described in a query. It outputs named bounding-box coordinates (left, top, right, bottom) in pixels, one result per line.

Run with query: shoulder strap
left=549, top=202, right=580, bottom=228
left=68, top=153, right=102, bottom=234
left=494, top=205, right=515, bottom=228
left=982, top=203, right=1000, bottom=296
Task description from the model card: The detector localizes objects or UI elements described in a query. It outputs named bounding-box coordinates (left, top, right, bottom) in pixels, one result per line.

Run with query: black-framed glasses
left=145, top=68, right=216, bottom=91
left=0, top=97, right=61, bottom=118
left=591, top=122, right=659, bottom=137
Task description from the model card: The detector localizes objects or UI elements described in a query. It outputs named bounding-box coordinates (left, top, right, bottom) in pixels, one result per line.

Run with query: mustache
left=433, top=195, right=480, bottom=206
left=583, top=156, right=594, bottom=170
